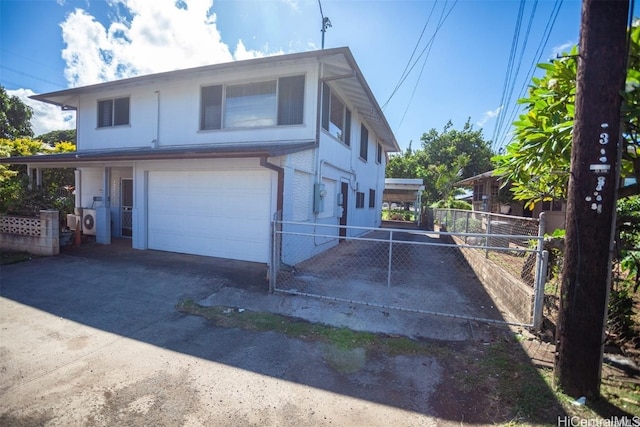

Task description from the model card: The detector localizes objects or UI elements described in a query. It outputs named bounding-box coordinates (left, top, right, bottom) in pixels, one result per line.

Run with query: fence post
left=485, top=218, right=492, bottom=258
left=465, top=211, right=470, bottom=243
left=532, top=212, right=548, bottom=329
left=533, top=250, right=549, bottom=330
left=269, top=212, right=281, bottom=293
left=387, top=230, right=393, bottom=289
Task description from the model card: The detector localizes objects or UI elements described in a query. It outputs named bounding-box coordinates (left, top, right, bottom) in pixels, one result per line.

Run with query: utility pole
left=555, top=0, right=629, bottom=399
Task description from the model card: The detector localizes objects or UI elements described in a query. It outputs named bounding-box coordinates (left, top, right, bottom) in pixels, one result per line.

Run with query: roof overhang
left=30, top=47, right=399, bottom=154
left=318, top=52, right=400, bottom=153
left=383, top=178, right=425, bottom=202
left=0, top=140, right=316, bottom=168
left=454, top=170, right=498, bottom=187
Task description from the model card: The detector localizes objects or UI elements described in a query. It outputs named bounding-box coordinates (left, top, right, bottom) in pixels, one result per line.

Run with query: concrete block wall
left=0, top=210, right=60, bottom=256
left=447, top=234, right=534, bottom=324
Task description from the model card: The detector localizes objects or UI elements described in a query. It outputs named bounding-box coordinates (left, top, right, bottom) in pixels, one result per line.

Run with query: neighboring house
left=455, top=170, right=566, bottom=230
left=1, top=47, right=399, bottom=267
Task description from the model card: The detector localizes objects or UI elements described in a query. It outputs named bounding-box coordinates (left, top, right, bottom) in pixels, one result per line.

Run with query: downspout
left=152, top=91, right=160, bottom=148
left=259, top=157, right=284, bottom=215
left=260, top=156, right=284, bottom=291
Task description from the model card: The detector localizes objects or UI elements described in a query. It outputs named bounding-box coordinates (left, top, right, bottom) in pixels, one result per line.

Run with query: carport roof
left=0, top=140, right=316, bottom=166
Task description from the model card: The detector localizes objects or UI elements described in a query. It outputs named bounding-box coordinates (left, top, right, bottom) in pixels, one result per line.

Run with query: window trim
left=199, top=75, right=305, bottom=131
left=321, top=82, right=351, bottom=146
left=359, top=124, right=369, bottom=161
left=97, top=96, right=130, bottom=128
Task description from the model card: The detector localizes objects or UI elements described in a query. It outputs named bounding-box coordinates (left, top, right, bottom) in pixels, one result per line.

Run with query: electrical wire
left=492, top=0, right=539, bottom=151
left=491, top=0, right=526, bottom=149
left=381, top=0, right=439, bottom=110
left=493, top=0, right=564, bottom=151
left=396, top=0, right=459, bottom=130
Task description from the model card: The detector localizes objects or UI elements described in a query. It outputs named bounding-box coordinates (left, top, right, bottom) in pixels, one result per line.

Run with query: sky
left=1, top=0, right=637, bottom=153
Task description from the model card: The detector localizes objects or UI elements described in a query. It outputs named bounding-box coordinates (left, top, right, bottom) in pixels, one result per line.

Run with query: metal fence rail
left=271, top=219, right=547, bottom=328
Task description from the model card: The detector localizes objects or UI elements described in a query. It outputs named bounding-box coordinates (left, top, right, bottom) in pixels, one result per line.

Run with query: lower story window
left=356, top=192, right=365, bottom=208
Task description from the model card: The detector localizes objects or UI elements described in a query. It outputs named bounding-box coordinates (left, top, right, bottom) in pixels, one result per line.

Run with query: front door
left=339, top=182, right=349, bottom=240
left=121, top=178, right=133, bottom=237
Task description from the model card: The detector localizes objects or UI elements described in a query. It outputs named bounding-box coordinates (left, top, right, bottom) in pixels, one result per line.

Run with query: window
left=278, top=75, right=305, bottom=125
left=201, top=85, right=222, bottom=130
left=376, top=143, right=382, bottom=164
left=321, top=82, right=351, bottom=145
left=473, top=184, right=485, bottom=202
left=359, top=124, right=369, bottom=161
left=542, top=200, right=563, bottom=211
left=369, top=189, right=376, bottom=208
left=225, top=81, right=277, bottom=128
left=200, top=76, right=305, bottom=130
left=98, top=97, right=129, bottom=128
left=356, top=191, right=365, bottom=208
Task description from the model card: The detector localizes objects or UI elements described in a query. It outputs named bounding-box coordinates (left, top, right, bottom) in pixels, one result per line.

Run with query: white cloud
left=550, top=41, right=575, bottom=59
left=59, top=0, right=272, bottom=87
left=8, top=88, right=75, bottom=137
left=476, top=106, right=503, bottom=128
left=22, top=0, right=279, bottom=134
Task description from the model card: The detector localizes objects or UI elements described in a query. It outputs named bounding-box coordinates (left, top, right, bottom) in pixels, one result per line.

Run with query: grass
left=177, top=299, right=640, bottom=424
left=0, top=251, right=33, bottom=265
left=176, top=299, right=436, bottom=355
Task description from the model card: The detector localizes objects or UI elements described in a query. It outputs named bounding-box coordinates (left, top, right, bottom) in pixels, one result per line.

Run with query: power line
left=396, top=0, right=459, bottom=130
left=492, top=0, right=539, bottom=151
left=0, top=65, right=67, bottom=90
left=381, top=0, right=439, bottom=110
left=491, top=0, right=526, bottom=149
left=493, top=0, right=564, bottom=151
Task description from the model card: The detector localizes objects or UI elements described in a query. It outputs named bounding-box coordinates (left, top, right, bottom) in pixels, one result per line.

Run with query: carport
left=382, top=178, right=425, bottom=226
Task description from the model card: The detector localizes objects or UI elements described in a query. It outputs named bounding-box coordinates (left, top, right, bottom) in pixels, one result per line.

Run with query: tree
left=493, top=20, right=640, bottom=206
left=37, top=129, right=76, bottom=145
left=0, top=85, right=33, bottom=139
left=386, top=119, right=494, bottom=204
left=0, top=137, right=76, bottom=216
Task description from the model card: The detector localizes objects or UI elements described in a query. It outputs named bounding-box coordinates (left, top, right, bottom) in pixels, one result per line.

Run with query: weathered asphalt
left=0, top=240, right=506, bottom=426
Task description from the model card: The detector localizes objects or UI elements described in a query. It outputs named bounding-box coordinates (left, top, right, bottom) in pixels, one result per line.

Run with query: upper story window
left=359, top=124, right=369, bottom=161
left=200, top=75, right=305, bottom=131
left=473, top=183, right=485, bottom=202
left=98, top=97, right=129, bottom=128
left=376, top=143, right=382, bottom=164
left=542, top=200, right=563, bottom=211
left=321, top=82, right=351, bottom=145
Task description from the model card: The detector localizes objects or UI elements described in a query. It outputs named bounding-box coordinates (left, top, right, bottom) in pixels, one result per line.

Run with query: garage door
left=147, top=169, right=272, bottom=263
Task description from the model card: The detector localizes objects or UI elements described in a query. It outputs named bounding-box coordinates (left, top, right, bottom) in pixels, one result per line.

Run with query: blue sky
left=1, top=0, right=636, bottom=152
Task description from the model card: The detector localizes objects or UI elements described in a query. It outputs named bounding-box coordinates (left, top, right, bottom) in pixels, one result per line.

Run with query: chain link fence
left=433, top=209, right=542, bottom=286
left=271, top=217, right=547, bottom=327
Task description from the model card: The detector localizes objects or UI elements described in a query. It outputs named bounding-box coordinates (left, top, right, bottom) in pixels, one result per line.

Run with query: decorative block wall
left=0, top=210, right=60, bottom=256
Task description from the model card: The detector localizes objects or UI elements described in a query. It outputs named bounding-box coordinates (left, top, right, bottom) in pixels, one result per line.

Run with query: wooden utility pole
left=555, top=0, right=629, bottom=399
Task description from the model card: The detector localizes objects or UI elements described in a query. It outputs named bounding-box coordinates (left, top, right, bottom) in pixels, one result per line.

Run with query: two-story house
left=3, top=47, right=399, bottom=267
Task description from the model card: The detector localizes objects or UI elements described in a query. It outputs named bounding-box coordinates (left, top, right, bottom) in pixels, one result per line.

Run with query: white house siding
left=280, top=89, right=387, bottom=266
left=75, top=62, right=320, bottom=151
left=77, top=167, right=104, bottom=209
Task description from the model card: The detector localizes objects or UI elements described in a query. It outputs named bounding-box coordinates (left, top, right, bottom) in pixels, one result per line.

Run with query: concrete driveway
left=0, top=241, right=501, bottom=426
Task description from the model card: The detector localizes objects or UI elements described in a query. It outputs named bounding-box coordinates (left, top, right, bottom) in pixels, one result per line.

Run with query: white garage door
left=147, top=169, right=272, bottom=263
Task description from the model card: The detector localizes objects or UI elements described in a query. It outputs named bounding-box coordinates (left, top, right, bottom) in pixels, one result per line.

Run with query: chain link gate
left=271, top=218, right=548, bottom=328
